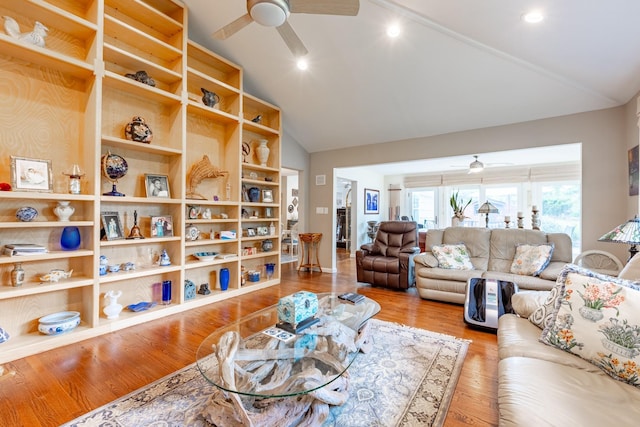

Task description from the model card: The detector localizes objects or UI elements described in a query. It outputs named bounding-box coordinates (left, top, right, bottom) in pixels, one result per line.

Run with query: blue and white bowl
left=16, top=206, right=38, bottom=222
left=0, top=327, right=10, bottom=344
left=38, top=311, right=80, bottom=335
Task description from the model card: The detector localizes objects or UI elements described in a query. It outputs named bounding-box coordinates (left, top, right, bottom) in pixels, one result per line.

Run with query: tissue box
left=277, top=291, right=318, bottom=326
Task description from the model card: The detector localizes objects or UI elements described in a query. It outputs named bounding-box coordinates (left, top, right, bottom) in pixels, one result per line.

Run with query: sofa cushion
left=488, top=229, right=548, bottom=273
left=509, top=243, right=554, bottom=276
left=483, top=271, right=555, bottom=291
left=619, top=252, right=640, bottom=281
left=431, top=243, right=474, bottom=270
left=498, top=314, right=603, bottom=373
left=440, top=227, right=491, bottom=271
left=540, top=266, right=640, bottom=388
left=498, top=357, right=640, bottom=427
left=413, top=253, right=438, bottom=268
left=511, top=291, right=550, bottom=318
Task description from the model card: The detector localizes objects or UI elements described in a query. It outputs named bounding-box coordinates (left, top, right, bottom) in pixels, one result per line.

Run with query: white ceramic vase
left=103, top=290, right=123, bottom=320
left=256, top=139, right=270, bottom=166
left=54, top=201, right=74, bottom=221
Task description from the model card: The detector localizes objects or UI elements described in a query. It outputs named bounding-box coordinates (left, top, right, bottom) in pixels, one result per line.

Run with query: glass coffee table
left=196, top=292, right=380, bottom=426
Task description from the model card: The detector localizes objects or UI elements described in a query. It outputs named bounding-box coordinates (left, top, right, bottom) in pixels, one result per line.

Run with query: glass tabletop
left=196, top=292, right=380, bottom=398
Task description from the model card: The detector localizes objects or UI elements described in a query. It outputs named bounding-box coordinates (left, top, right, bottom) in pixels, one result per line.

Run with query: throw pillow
left=512, top=291, right=550, bottom=318
left=539, top=267, right=640, bottom=388
left=619, top=253, right=640, bottom=281
left=431, top=243, right=474, bottom=270
left=510, top=243, right=554, bottom=276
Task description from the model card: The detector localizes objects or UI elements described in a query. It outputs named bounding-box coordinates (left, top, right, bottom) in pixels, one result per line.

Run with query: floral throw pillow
left=431, top=243, right=474, bottom=270
left=509, top=243, right=554, bottom=276
left=540, top=266, right=640, bottom=388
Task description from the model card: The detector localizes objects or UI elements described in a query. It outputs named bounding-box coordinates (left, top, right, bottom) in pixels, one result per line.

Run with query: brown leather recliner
left=356, top=221, right=420, bottom=289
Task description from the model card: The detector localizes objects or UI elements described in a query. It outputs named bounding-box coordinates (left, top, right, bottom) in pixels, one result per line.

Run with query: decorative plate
left=16, top=206, right=38, bottom=222
left=186, top=224, right=200, bottom=241
left=194, top=252, right=218, bottom=261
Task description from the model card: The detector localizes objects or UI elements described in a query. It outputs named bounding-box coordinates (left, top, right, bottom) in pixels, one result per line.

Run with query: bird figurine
left=3, top=16, right=48, bottom=48
left=251, top=114, right=263, bottom=123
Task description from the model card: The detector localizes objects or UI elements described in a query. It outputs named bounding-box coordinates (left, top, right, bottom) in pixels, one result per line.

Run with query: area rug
left=63, top=319, right=469, bottom=427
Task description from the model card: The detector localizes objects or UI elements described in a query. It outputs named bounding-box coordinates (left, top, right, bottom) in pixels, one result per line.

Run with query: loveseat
left=497, top=261, right=640, bottom=426
left=414, top=227, right=572, bottom=303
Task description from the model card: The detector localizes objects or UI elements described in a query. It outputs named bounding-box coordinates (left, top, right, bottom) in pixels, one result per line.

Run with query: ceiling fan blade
left=289, top=0, right=359, bottom=16
left=276, top=21, right=308, bottom=57
left=213, top=13, right=253, bottom=39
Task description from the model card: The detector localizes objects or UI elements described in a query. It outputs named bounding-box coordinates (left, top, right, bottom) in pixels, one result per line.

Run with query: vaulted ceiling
left=185, top=0, right=640, bottom=154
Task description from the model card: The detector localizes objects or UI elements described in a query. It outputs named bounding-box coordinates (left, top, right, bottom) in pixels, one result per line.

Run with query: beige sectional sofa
left=497, top=259, right=640, bottom=425
left=414, top=227, right=573, bottom=303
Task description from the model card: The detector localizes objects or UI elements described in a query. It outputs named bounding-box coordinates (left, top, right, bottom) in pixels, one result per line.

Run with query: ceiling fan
left=450, top=155, right=514, bottom=174
left=212, top=0, right=360, bottom=57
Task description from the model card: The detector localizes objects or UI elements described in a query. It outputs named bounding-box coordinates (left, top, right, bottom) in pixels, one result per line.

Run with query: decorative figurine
left=242, top=141, right=251, bottom=163
left=126, top=210, right=144, bottom=239
left=39, top=269, right=73, bottom=282
left=99, top=255, right=108, bottom=275
left=103, top=290, right=123, bottom=320
left=198, top=283, right=211, bottom=295
left=202, top=208, right=211, bottom=219
left=251, top=114, right=262, bottom=123
left=3, top=16, right=48, bottom=48
left=185, top=280, right=196, bottom=300
left=159, top=249, right=171, bottom=266
left=124, top=70, right=155, bottom=87
left=201, top=88, right=220, bottom=108
left=186, top=155, right=228, bottom=199
left=11, top=263, right=25, bottom=287
left=124, top=116, right=153, bottom=143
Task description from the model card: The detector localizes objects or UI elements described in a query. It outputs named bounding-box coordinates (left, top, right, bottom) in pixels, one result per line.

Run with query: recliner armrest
left=401, top=246, right=420, bottom=254
left=360, top=243, right=374, bottom=252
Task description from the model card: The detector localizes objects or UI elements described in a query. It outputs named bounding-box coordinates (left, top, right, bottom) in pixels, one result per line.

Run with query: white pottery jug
left=54, top=201, right=74, bottom=221
left=256, top=139, right=270, bottom=166
left=103, top=290, right=123, bottom=319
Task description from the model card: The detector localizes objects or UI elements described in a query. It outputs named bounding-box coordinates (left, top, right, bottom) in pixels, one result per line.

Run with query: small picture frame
left=187, top=205, right=200, bottom=219
left=364, top=188, right=380, bottom=215
left=151, top=215, right=173, bottom=237
left=246, top=228, right=256, bottom=237
left=10, top=156, right=53, bottom=192
left=145, top=174, right=170, bottom=198
left=265, top=207, right=273, bottom=218
left=257, top=226, right=269, bottom=236
left=262, top=189, right=273, bottom=203
left=101, top=212, right=124, bottom=240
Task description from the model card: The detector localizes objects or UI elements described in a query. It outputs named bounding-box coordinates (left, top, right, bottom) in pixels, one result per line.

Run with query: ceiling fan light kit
left=249, top=0, right=289, bottom=27
left=468, top=155, right=484, bottom=173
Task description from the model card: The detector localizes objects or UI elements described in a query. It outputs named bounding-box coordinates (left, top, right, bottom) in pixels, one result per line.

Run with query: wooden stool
left=298, top=233, right=322, bottom=272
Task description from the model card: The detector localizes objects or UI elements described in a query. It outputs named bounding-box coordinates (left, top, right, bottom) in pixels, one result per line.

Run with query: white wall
left=305, top=105, right=633, bottom=271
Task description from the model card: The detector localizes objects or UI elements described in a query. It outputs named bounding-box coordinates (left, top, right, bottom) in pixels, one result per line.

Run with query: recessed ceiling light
left=387, top=23, right=401, bottom=38
left=296, top=57, right=308, bottom=70
left=522, top=11, right=544, bottom=23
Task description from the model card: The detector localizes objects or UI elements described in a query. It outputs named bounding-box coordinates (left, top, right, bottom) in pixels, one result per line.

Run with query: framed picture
left=265, top=207, right=273, bottom=218
left=364, top=188, right=380, bottom=215
left=187, top=205, right=201, bottom=219
left=629, top=145, right=639, bottom=196
left=101, top=212, right=124, bottom=240
left=246, top=227, right=256, bottom=237
left=145, top=174, right=170, bottom=198
left=262, top=189, right=273, bottom=203
left=151, top=215, right=173, bottom=237
left=10, top=156, right=53, bottom=192
left=257, top=226, right=269, bottom=236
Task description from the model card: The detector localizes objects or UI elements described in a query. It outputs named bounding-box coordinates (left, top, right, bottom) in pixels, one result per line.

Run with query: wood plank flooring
left=0, top=252, right=498, bottom=426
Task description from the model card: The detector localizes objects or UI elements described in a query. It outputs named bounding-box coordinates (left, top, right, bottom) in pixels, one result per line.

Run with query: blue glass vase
left=220, top=268, right=230, bottom=291
left=60, top=226, right=81, bottom=250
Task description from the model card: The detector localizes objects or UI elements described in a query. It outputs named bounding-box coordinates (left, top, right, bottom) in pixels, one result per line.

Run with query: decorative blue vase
left=60, top=226, right=81, bottom=250
left=248, top=187, right=260, bottom=202
left=162, top=280, right=172, bottom=304
left=220, top=268, right=230, bottom=291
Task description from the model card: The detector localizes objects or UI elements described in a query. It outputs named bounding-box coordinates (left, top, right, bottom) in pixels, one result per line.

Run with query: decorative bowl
left=38, top=311, right=80, bottom=335
left=194, top=252, right=218, bottom=261
left=16, top=206, right=38, bottom=222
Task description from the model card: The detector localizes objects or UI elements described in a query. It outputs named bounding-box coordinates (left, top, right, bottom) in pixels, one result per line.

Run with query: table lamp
left=598, top=216, right=640, bottom=262
left=478, top=201, right=499, bottom=228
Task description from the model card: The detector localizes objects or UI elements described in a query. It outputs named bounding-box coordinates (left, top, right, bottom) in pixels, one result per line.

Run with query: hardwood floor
left=0, top=252, right=498, bottom=426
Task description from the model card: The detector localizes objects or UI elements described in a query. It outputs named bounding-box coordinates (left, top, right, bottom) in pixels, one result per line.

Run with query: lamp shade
left=478, top=201, right=499, bottom=214
left=599, top=216, right=640, bottom=261
left=468, top=155, right=484, bottom=174
left=598, top=216, right=640, bottom=244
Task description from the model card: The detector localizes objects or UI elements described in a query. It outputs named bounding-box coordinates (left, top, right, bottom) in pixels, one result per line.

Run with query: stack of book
left=4, top=243, right=48, bottom=256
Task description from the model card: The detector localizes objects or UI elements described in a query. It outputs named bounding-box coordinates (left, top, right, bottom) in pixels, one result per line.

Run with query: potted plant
left=450, top=191, right=472, bottom=225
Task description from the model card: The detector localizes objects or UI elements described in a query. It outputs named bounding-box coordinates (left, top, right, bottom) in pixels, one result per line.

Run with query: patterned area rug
left=64, top=319, right=469, bottom=427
